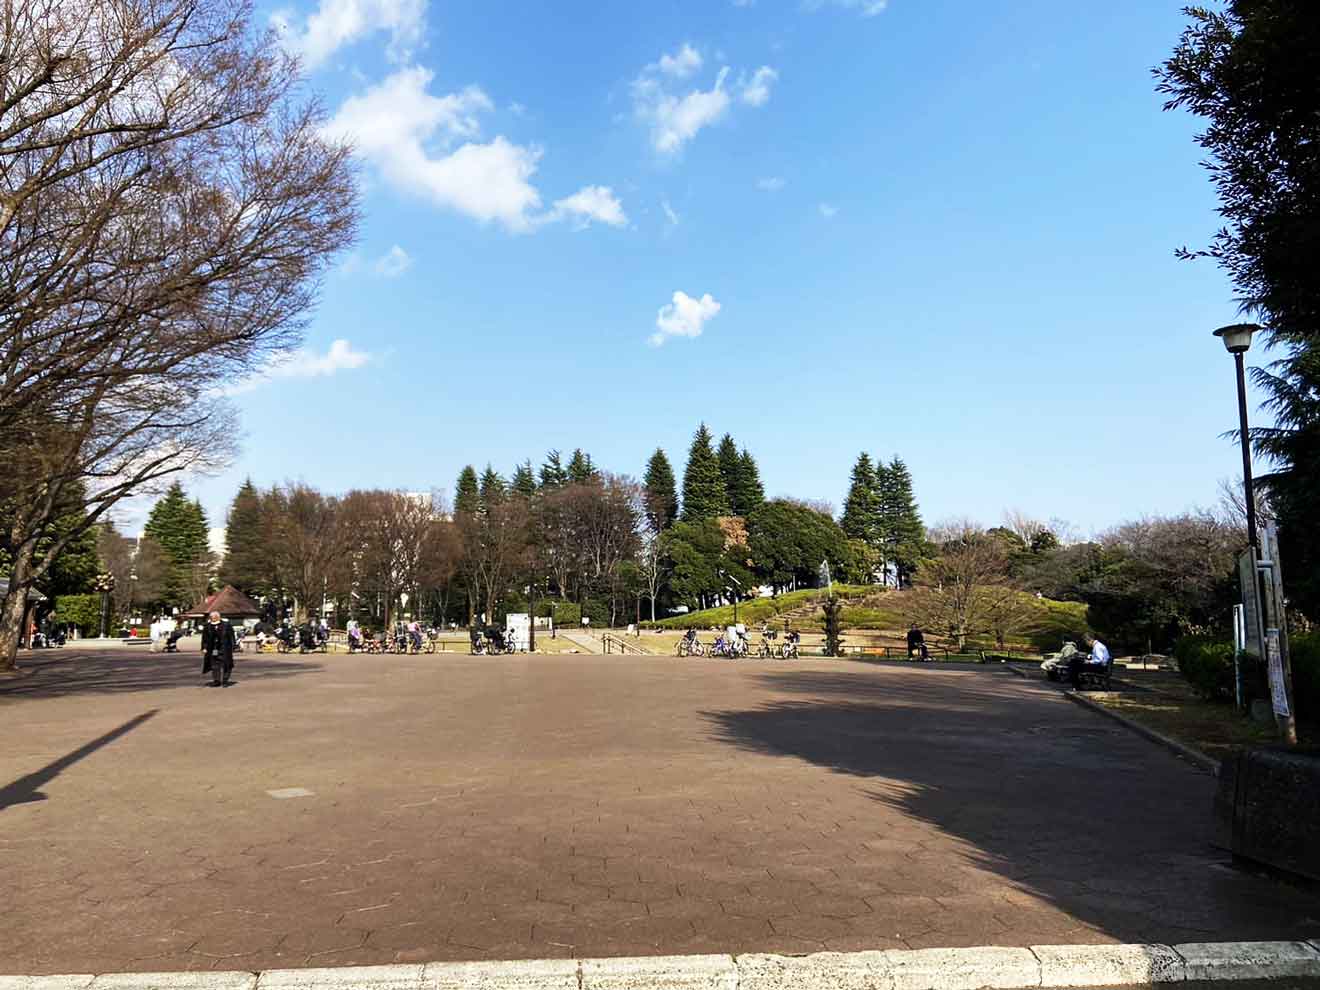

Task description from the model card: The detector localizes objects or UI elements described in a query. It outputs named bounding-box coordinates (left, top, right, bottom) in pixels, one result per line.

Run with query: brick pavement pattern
left=2, top=651, right=1318, bottom=975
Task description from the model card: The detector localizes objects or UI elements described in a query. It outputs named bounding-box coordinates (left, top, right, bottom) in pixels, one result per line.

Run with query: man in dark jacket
left=201, top=610, right=237, bottom=687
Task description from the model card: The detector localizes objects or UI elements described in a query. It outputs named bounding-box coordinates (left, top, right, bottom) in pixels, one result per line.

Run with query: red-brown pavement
left=1, top=649, right=1317, bottom=975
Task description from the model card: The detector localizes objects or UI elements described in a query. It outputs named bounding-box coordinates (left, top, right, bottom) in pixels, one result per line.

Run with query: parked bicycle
left=781, top=630, right=801, bottom=659
left=676, top=629, right=705, bottom=657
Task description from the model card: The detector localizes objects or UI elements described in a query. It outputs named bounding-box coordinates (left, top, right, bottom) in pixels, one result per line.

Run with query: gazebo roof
left=181, top=585, right=262, bottom=619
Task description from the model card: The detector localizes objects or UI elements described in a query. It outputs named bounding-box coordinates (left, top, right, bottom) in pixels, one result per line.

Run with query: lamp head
left=1214, top=323, right=1260, bottom=355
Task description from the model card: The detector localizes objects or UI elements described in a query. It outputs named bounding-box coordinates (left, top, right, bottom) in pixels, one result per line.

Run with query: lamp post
left=1213, top=323, right=1260, bottom=548
left=1214, top=323, right=1298, bottom=745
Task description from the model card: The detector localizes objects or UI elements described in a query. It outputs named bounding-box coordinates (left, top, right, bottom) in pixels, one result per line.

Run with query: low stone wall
left=1216, top=747, right=1320, bottom=880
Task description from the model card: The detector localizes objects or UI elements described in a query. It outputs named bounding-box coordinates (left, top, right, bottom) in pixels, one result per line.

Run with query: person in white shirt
left=1070, top=635, right=1111, bottom=689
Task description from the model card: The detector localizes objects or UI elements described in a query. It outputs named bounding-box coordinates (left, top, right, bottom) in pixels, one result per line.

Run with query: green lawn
left=647, top=584, right=872, bottom=630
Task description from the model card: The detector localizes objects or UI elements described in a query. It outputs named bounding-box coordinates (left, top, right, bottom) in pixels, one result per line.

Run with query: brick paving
left=1, top=650, right=1318, bottom=975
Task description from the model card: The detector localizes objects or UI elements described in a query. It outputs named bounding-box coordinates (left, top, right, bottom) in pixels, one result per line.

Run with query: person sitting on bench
left=1070, top=635, right=1111, bottom=689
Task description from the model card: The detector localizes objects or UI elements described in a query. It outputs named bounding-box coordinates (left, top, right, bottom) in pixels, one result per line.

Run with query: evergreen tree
left=681, top=424, right=731, bottom=522
left=219, top=479, right=267, bottom=595
left=478, top=465, right=507, bottom=512
left=886, top=457, right=926, bottom=586
left=454, top=466, right=481, bottom=516
left=539, top=450, right=568, bottom=489
left=143, top=482, right=211, bottom=608
left=567, top=448, right=598, bottom=485
left=735, top=448, right=765, bottom=516
left=840, top=453, right=879, bottom=546
left=642, top=448, right=679, bottom=531
left=717, top=433, right=741, bottom=509
left=511, top=461, right=538, bottom=500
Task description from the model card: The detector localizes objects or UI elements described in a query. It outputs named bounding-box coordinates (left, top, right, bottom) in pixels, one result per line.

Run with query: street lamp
left=1213, top=323, right=1261, bottom=549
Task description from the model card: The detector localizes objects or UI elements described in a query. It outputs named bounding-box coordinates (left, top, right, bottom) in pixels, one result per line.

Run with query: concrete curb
left=1063, top=688, right=1220, bottom=776
left=6, top=941, right=1320, bottom=990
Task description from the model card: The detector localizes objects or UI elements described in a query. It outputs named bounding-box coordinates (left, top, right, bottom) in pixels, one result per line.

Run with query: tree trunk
left=0, top=543, right=36, bottom=670
left=650, top=594, right=656, bottom=622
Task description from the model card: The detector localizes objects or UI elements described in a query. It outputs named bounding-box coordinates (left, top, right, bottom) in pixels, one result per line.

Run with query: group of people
left=347, top=618, right=437, bottom=654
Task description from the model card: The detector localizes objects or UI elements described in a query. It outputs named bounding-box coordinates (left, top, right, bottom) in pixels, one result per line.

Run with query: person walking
left=202, top=610, right=237, bottom=687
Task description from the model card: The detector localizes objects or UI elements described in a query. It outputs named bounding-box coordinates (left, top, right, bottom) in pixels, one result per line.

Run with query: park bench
left=120, top=637, right=151, bottom=647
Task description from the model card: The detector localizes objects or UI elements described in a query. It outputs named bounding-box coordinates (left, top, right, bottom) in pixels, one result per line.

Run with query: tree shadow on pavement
left=0, top=650, right=322, bottom=701
left=0, top=710, right=159, bottom=811
left=703, top=668, right=1320, bottom=945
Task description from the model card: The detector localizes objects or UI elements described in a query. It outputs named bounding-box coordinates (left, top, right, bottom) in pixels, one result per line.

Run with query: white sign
left=1266, top=629, right=1291, bottom=718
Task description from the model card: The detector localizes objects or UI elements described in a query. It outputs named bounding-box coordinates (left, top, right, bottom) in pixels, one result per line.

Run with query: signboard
left=1237, top=549, right=1263, bottom=658
left=1266, top=629, right=1291, bottom=718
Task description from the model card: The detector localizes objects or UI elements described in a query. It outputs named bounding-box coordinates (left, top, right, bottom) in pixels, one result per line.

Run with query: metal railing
left=601, top=633, right=649, bottom=656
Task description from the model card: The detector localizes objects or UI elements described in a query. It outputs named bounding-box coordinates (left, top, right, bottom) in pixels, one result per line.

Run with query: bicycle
left=676, top=635, right=705, bottom=657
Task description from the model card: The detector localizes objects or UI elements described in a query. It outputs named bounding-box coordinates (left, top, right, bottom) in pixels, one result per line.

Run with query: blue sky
left=179, top=0, right=1258, bottom=540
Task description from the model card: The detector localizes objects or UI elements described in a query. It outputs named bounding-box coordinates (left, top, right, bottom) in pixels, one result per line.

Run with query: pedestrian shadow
left=702, top=670, right=1320, bottom=945
left=0, top=710, right=158, bottom=812
left=0, top=650, right=322, bottom=701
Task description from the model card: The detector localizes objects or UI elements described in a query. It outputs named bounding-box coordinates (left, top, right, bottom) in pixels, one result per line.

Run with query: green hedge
left=1174, top=635, right=1236, bottom=701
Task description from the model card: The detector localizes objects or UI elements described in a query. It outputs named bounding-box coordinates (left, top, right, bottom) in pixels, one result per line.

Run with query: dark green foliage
left=54, top=594, right=102, bottom=635
left=1290, top=632, right=1320, bottom=722
left=882, top=458, right=925, bottom=585
left=219, top=479, right=266, bottom=596
left=840, top=453, right=879, bottom=545
left=478, top=466, right=506, bottom=512
left=734, top=449, right=765, bottom=515
left=662, top=519, right=752, bottom=608
left=747, top=499, right=852, bottom=592
left=454, top=466, right=480, bottom=515
left=717, top=434, right=741, bottom=508
left=642, top=448, right=679, bottom=531
left=680, top=424, right=731, bottom=521
left=143, top=482, right=211, bottom=609
left=1175, top=636, right=1237, bottom=702
left=1, top=481, right=99, bottom=598
left=567, top=449, right=598, bottom=485
left=511, top=461, right=538, bottom=500
left=539, top=450, right=568, bottom=489
left=1157, top=3, right=1320, bottom=621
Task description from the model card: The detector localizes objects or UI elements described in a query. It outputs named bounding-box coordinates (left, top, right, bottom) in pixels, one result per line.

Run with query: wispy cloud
left=803, top=0, right=889, bottom=16
left=739, top=66, right=778, bottom=107
left=632, top=45, right=776, bottom=155
left=818, top=202, right=839, bottom=219
left=650, top=291, right=721, bottom=347
left=662, top=200, right=681, bottom=228
left=374, top=244, right=412, bottom=277
left=757, top=176, right=786, bottom=192
left=227, top=340, right=373, bottom=395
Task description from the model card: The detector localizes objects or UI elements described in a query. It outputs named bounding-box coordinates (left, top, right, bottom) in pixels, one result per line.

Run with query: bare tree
left=0, top=0, right=358, bottom=667
left=1002, top=509, right=1050, bottom=544
left=266, top=484, right=349, bottom=622
left=909, top=521, right=1011, bottom=652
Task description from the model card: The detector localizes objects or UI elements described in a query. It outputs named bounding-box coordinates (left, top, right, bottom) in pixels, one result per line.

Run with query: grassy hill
left=651, top=584, right=1089, bottom=652
left=647, top=584, right=872, bottom=630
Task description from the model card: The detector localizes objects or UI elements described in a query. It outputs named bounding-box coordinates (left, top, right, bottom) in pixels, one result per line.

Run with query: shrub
left=1290, top=632, right=1320, bottom=721
left=550, top=601, right=581, bottom=628
left=1175, top=635, right=1236, bottom=701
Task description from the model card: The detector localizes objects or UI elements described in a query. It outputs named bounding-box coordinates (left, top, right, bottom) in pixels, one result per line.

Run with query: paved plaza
left=2, top=650, right=1318, bottom=975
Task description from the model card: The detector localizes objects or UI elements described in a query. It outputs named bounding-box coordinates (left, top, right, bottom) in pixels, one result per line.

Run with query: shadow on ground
left=0, top=650, right=322, bottom=701
left=0, top=710, right=159, bottom=812
left=704, top=668, right=1320, bottom=945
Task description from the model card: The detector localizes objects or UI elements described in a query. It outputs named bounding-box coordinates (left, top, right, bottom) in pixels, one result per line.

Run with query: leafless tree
left=1002, top=509, right=1050, bottom=545
left=265, top=484, right=349, bottom=622
left=347, top=491, right=460, bottom=629
left=0, top=0, right=358, bottom=666
left=909, top=520, right=1011, bottom=651
left=455, top=494, right=530, bottom=626
left=96, top=523, right=166, bottom=619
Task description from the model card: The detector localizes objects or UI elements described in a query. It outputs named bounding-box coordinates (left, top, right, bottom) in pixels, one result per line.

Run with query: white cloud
left=633, top=47, right=777, bottom=156
left=819, top=202, right=839, bottom=218
left=374, top=244, right=412, bottom=277
left=276, top=0, right=426, bottom=70
left=740, top=66, right=778, bottom=107
left=650, top=291, right=721, bottom=347
left=325, top=67, right=624, bottom=232
left=548, top=186, right=628, bottom=229
left=662, top=200, right=680, bottom=227
left=757, top=176, right=786, bottom=192
left=227, top=340, right=373, bottom=394
left=804, top=0, right=889, bottom=16
left=658, top=43, right=703, bottom=79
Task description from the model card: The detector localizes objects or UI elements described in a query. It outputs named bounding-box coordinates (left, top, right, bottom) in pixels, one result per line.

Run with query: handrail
left=601, top=633, right=648, bottom=656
